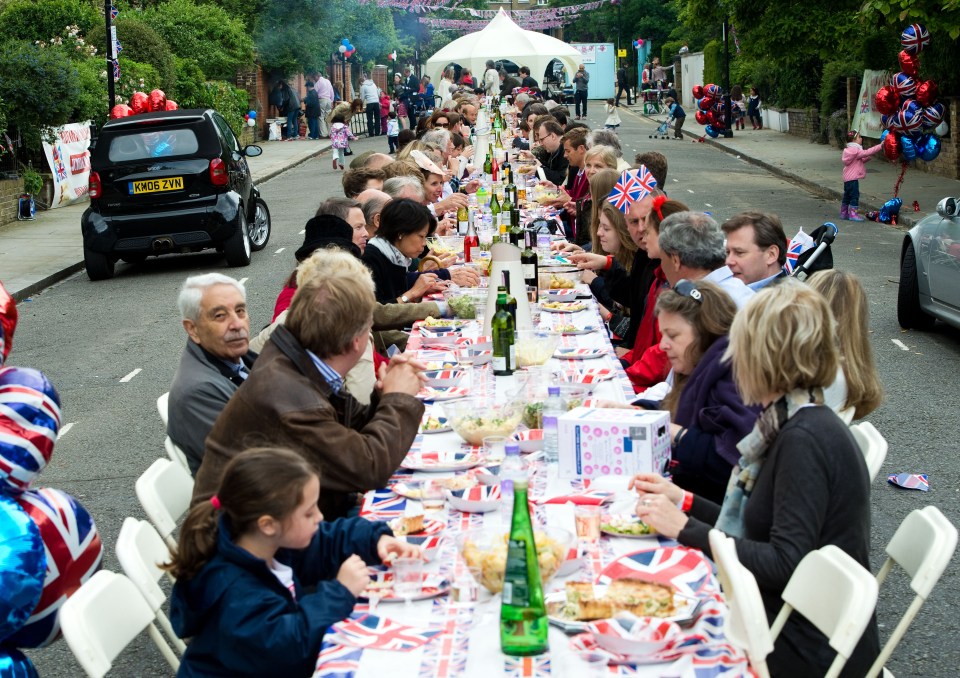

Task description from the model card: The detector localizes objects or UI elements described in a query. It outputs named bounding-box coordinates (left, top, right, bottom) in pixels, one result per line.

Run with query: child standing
left=604, top=98, right=621, bottom=130
left=329, top=111, right=356, bottom=170
left=841, top=131, right=884, bottom=221
left=747, top=86, right=762, bottom=129
left=386, top=111, right=400, bottom=154
left=167, top=447, right=419, bottom=677
left=379, top=91, right=391, bottom=138
left=664, top=97, right=686, bottom=139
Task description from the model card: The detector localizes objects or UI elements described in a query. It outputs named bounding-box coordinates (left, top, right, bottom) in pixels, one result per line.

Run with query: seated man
left=167, top=274, right=255, bottom=475
left=194, top=252, right=425, bottom=519
left=342, top=166, right=385, bottom=198
left=721, top=211, right=788, bottom=290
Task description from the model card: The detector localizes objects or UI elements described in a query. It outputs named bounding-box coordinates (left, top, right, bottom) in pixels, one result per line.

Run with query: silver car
left=898, top=196, right=960, bottom=330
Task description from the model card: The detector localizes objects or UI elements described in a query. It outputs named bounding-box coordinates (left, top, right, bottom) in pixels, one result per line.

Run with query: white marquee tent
left=425, top=9, right=581, bottom=89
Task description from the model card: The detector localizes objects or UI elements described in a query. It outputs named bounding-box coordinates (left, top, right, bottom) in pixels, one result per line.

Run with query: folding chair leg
left=147, top=622, right=181, bottom=671
left=156, top=609, right=188, bottom=654
left=866, top=596, right=926, bottom=678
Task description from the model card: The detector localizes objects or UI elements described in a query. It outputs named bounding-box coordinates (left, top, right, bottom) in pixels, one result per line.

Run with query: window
left=108, top=129, right=199, bottom=162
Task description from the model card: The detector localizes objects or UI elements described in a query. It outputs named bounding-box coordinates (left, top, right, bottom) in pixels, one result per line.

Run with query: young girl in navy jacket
left=166, top=447, right=419, bottom=677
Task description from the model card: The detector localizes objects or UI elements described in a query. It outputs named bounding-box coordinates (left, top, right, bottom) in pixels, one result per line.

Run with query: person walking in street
left=482, top=60, right=499, bottom=97
left=314, top=72, right=335, bottom=137
left=304, top=82, right=321, bottom=140
left=730, top=85, right=746, bottom=131
left=329, top=110, right=357, bottom=170
left=573, top=64, right=590, bottom=119
left=841, top=130, right=883, bottom=221
left=615, top=61, right=632, bottom=106
left=360, top=73, right=381, bottom=137
left=747, top=86, right=762, bottom=129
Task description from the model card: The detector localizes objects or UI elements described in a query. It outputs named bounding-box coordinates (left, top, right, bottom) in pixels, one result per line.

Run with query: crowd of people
left=164, top=75, right=886, bottom=677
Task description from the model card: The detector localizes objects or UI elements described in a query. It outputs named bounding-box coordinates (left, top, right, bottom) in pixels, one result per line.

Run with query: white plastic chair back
left=157, top=392, right=169, bottom=427
left=709, top=530, right=773, bottom=678
left=837, top=406, right=855, bottom=425
left=770, top=545, right=878, bottom=678
left=867, top=507, right=958, bottom=677
left=115, top=518, right=187, bottom=655
left=849, top=421, right=887, bottom=481
left=164, top=436, right=190, bottom=473
left=135, top=458, right=194, bottom=549
left=60, top=570, right=179, bottom=677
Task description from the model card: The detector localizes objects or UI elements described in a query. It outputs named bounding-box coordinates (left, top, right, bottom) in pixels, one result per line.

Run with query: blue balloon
left=341, top=38, right=350, bottom=46
left=880, top=129, right=889, bottom=142
left=0, top=495, right=46, bottom=643
left=900, top=136, right=917, bottom=161
left=705, top=125, right=719, bottom=138
left=917, top=133, right=942, bottom=162
left=0, top=647, right=39, bottom=678
left=248, top=110, right=257, bottom=119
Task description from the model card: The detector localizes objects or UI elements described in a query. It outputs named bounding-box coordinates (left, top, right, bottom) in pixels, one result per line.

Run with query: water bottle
left=542, top=386, right=563, bottom=464
left=500, top=442, right=524, bottom=521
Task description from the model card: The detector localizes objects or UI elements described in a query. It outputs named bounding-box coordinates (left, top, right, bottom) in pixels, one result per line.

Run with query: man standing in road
left=404, top=67, right=420, bottom=129
left=314, top=71, right=335, bottom=137
left=360, top=73, right=381, bottom=137
left=721, top=211, right=788, bottom=290
left=615, top=61, right=632, bottom=106
left=167, top=274, right=256, bottom=475
left=573, top=64, right=590, bottom=119
left=483, top=60, right=499, bottom=97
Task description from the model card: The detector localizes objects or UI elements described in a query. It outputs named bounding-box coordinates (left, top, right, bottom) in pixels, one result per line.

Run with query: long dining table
left=313, top=270, right=751, bottom=678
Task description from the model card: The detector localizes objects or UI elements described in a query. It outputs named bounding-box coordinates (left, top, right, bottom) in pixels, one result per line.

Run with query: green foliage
left=0, top=40, right=81, bottom=150
left=115, top=59, right=163, bottom=105
left=860, top=0, right=960, bottom=40
left=88, top=17, right=176, bottom=92
left=916, top=35, right=960, bottom=96
left=702, top=39, right=722, bottom=87
left=826, top=109, right=849, bottom=148
left=72, top=56, right=106, bottom=125
left=196, top=0, right=259, bottom=31
left=0, top=0, right=99, bottom=44
left=860, top=28, right=899, bottom=70
left=194, top=81, right=249, bottom=135
left=21, top=165, right=43, bottom=195
left=818, top=58, right=862, bottom=125
left=139, top=0, right=253, bottom=81
left=172, top=56, right=207, bottom=106
left=661, top=40, right=685, bottom=64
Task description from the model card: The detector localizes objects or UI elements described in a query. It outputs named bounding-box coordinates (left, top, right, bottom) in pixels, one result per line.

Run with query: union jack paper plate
left=387, top=516, right=445, bottom=536
left=361, top=570, right=451, bottom=602
left=597, top=547, right=715, bottom=597
left=562, top=368, right=615, bottom=383
left=554, top=348, right=606, bottom=361
left=541, top=302, right=588, bottom=313
left=401, top=451, right=482, bottom=472
left=416, top=386, right=470, bottom=402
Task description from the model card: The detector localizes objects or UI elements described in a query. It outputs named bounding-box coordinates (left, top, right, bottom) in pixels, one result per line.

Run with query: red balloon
left=164, top=99, right=179, bottom=111
left=874, top=86, right=899, bottom=116
left=695, top=110, right=709, bottom=125
left=898, top=50, right=920, bottom=78
left=692, top=85, right=704, bottom=99
left=109, top=104, right=133, bottom=119
left=915, top=80, right=939, bottom=107
left=698, top=97, right=714, bottom=112
left=148, top=88, right=167, bottom=112
left=129, top=91, right=149, bottom=115
left=0, top=281, right=16, bottom=366
left=883, top=132, right=901, bottom=161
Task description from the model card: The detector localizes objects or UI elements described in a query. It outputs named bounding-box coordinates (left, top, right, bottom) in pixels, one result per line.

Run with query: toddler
left=841, top=130, right=883, bottom=221
left=386, top=111, right=400, bottom=154
left=329, top=111, right=356, bottom=170
left=604, top=98, right=621, bottom=130
left=664, top=97, right=686, bottom=139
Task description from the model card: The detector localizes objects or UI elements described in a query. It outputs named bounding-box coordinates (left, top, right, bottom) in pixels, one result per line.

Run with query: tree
left=88, top=17, right=177, bottom=92
left=861, top=0, right=960, bottom=39
left=0, top=0, right=99, bottom=44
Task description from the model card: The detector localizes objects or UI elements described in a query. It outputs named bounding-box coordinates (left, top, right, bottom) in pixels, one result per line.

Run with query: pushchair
left=788, top=222, right=837, bottom=280
left=649, top=113, right=676, bottom=140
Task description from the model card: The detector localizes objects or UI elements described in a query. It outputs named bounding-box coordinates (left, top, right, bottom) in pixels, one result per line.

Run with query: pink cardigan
left=842, top=142, right=883, bottom=182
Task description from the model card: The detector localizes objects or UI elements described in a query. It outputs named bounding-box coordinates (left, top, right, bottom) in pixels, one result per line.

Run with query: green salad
left=601, top=515, right=656, bottom=536
left=447, top=294, right=477, bottom=319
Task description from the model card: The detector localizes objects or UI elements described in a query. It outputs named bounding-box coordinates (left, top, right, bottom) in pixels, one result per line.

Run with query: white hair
left=422, top=129, right=451, bottom=149
left=383, top=176, right=425, bottom=201
left=177, top=273, right=246, bottom=322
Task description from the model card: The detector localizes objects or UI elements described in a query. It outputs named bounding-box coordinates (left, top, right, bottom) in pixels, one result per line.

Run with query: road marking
left=274, top=247, right=286, bottom=254
left=672, top=178, right=679, bottom=183
left=687, top=189, right=695, bottom=194
left=299, top=229, right=306, bottom=235
left=58, top=422, right=75, bottom=439
left=238, top=277, right=248, bottom=285
left=891, top=339, right=910, bottom=352
left=705, top=203, right=713, bottom=208
left=119, top=368, right=142, bottom=383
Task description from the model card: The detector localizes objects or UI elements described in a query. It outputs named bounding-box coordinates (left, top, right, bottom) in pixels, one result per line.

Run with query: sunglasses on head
left=672, top=279, right=703, bottom=303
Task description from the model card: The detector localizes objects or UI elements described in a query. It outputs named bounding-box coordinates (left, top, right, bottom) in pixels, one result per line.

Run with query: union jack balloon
left=921, top=102, right=945, bottom=129
left=897, top=100, right=923, bottom=136
left=0, top=366, right=62, bottom=494
left=900, top=23, right=930, bottom=55
left=892, top=72, right=917, bottom=99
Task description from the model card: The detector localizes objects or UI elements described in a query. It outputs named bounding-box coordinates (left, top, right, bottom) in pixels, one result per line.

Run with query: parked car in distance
left=898, top=196, right=960, bottom=331
left=81, top=108, right=271, bottom=280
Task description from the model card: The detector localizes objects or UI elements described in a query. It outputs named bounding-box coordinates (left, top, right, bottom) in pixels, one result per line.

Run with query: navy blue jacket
left=170, top=516, right=391, bottom=677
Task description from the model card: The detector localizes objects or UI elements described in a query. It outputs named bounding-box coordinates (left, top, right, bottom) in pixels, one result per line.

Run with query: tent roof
left=425, top=9, right=580, bottom=87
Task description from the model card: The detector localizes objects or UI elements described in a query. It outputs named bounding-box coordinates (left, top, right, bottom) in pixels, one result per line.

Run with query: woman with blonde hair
left=630, top=279, right=879, bottom=677
left=807, top=270, right=883, bottom=419
left=583, top=145, right=618, bottom=180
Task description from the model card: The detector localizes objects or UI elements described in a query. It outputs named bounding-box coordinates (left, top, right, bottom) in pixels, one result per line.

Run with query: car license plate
left=128, top=177, right=184, bottom=195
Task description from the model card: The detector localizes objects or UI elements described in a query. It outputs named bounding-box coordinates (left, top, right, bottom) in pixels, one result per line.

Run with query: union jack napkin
left=326, top=613, right=442, bottom=652
left=887, top=472, right=929, bottom=491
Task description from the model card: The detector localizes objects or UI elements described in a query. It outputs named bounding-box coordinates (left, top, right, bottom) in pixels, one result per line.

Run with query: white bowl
left=511, top=429, right=544, bottom=453
left=445, top=485, right=502, bottom=513
left=588, top=615, right=682, bottom=658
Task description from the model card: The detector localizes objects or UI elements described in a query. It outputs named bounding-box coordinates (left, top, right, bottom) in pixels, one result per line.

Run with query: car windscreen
left=107, top=129, right=199, bottom=162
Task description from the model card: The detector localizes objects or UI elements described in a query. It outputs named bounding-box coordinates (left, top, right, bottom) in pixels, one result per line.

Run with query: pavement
left=3, top=107, right=960, bottom=302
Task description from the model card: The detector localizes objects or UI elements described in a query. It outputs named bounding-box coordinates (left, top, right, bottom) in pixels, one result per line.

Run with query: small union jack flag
left=358, top=489, right=407, bottom=519
left=112, top=59, right=121, bottom=82
left=110, top=4, right=119, bottom=18
left=313, top=639, right=363, bottom=678
left=327, top=613, right=442, bottom=652
left=900, top=23, right=930, bottom=55
left=607, top=167, right=657, bottom=213
left=504, top=654, right=552, bottom=677
left=887, top=472, right=929, bottom=492
left=114, top=39, right=122, bottom=55
left=783, top=227, right=814, bottom=274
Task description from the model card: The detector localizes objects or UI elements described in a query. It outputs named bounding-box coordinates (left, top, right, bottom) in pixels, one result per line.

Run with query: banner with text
left=42, top=121, right=92, bottom=209
left=851, top=69, right=891, bottom=140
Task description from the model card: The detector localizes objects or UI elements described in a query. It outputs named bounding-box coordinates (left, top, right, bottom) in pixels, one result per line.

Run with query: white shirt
left=483, top=69, right=499, bottom=96
left=703, top=266, right=755, bottom=308
left=269, top=559, right=297, bottom=599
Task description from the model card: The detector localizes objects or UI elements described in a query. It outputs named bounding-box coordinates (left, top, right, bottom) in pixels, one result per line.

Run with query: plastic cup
left=483, top=435, right=507, bottom=462
left=421, top=480, right=445, bottom=511
left=392, top=557, right=423, bottom=602
left=575, top=505, right=602, bottom=543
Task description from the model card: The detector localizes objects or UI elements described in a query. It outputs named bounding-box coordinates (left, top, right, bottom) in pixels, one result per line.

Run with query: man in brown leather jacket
left=193, top=252, right=425, bottom=519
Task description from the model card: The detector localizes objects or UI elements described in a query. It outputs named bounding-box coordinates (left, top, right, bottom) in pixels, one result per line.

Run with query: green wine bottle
left=490, top=192, right=502, bottom=230
left=483, top=153, right=492, bottom=182
left=499, top=478, right=548, bottom=656
left=521, top=229, right=539, bottom=297
left=491, top=285, right=515, bottom=376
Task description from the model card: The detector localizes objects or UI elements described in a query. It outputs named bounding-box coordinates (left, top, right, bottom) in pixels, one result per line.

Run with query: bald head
left=363, top=153, right=394, bottom=170
left=357, top=189, right=392, bottom=238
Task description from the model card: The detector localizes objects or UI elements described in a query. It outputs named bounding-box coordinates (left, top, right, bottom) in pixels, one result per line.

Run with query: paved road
left=14, top=111, right=959, bottom=676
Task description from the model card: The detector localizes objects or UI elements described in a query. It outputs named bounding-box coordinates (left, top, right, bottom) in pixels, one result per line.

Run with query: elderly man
left=383, top=175, right=426, bottom=202
left=194, top=250, right=426, bottom=519
left=167, top=274, right=256, bottom=475
left=350, top=151, right=394, bottom=171
left=483, top=60, right=499, bottom=97
left=721, top=211, right=788, bottom=290
left=357, top=188, right=391, bottom=239
left=456, top=101, right=478, bottom=130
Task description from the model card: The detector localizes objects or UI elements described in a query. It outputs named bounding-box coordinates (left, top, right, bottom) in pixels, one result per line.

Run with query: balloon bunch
left=0, top=282, right=104, bottom=674
left=875, top=24, right=948, bottom=165
left=338, top=38, right=356, bottom=59
left=866, top=197, right=903, bottom=225
left=690, top=83, right=727, bottom=139
left=108, top=88, right=179, bottom=120
left=244, top=110, right=257, bottom=127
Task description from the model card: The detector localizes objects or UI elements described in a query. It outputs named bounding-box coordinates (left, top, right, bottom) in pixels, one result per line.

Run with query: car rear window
left=107, top=129, right=199, bottom=162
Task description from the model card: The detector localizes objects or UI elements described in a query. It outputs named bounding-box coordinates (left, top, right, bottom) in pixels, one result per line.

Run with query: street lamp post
left=722, top=18, right=733, bottom=138
left=104, top=0, right=116, bottom=113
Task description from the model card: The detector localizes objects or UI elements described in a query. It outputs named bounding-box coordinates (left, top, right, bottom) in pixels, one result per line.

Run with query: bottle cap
left=548, top=386, right=560, bottom=396
left=505, top=442, right=520, bottom=456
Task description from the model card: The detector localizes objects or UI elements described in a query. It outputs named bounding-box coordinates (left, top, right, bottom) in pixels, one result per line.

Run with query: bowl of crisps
left=427, top=235, right=463, bottom=257
left=514, top=329, right=561, bottom=367
left=445, top=398, right=523, bottom=445
left=457, top=527, right=574, bottom=594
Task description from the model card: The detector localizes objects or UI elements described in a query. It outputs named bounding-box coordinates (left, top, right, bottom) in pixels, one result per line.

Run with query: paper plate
left=416, top=386, right=470, bottom=402
left=361, top=570, right=450, bottom=602
left=387, top=516, right=445, bottom=536
left=542, top=302, right=588, bottom=314
left=597, top=547, right=716, bottom=597
left=554, top=348, right=606, bottom=360
left=562, top=368, right=615, bottom=383
left=555, top=325, right=600, bottom=336
left=546, top=589, right=701, bottom=634
left=401, top=451, right=482, bottom=472
left=420, top=416, right=452, bottom=434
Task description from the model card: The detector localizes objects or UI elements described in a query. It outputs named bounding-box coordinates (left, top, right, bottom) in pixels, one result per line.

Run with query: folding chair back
left=60, top=569, right=179, bottom=677
left=115, top=517, right=187, bottom=654
left=164, top=436, right=190, bottom=473
left=849, top=422, right=888, bottom=481
left=867, top=506, right=958, bottom=677
left=135, top=458, right=194, bottom=549
left=709, top=530, right=773, bottom=678
left=770, top=545, right=878, bottom=678
left=156, top=392, right=169, bottom=427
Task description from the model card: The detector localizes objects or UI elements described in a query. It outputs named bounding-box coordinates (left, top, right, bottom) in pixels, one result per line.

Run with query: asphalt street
left=12, top=109, right=960, bottom=677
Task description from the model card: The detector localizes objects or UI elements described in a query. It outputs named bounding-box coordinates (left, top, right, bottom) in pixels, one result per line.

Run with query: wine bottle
left=490, top=192, right=501, bottom=230
left=491, top=285, right=515, bottom=376
left=491, top=153, right=500, bottom=183
left=503, top=270, right=518, bottom=323
left=463, top=216, right=479, bottom=263
left=522, top=230, right=538, bottom=297
left=509, top=208, right=523, bottom=246
left=499, top=477, right=548, bottom=656
left=457, top=204, right=469, bottom=236
left=483, top=153, right=492, bottom=183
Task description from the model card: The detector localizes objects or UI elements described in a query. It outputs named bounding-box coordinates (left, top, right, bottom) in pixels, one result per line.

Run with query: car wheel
left=249, top=198, right=271, bottom=251
left=897, top=240, right=936, bottom=330
left=224, top=208, right=252, bottom=267
left=84, top=245, right=115, bottom=281
left=119, top=254, right=147, bottom=264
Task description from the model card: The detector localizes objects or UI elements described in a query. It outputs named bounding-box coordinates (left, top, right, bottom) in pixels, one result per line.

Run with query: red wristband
left=604, top=255, right=613, bottom=271
left=681, top=491, right=694, bottom=513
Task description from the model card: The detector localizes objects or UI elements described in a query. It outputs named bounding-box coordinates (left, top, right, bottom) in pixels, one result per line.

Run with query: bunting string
left=365, top=0, right=611, bottom=19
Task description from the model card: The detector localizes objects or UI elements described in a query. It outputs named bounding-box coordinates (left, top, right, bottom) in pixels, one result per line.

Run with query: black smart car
left=81, top=108, right=271, bottom=280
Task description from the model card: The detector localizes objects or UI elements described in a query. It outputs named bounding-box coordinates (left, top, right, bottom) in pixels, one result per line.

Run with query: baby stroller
left=788, top=222, right=837, bottom=280
left=649, top=113, right=675, bottom=140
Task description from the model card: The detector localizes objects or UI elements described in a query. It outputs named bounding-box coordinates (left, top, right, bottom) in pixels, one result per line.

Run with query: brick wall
left=786, top=107, right=820, bottom=140
left=914, top=97, right=958, bottom=180
left=0, top=178, right=24, bottom=226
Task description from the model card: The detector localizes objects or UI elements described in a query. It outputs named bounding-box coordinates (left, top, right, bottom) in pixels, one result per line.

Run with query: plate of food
left=600, top=514, right=659, bottom=539
left=554, top=348, right=606, bottom=360
left=598, top=547, right=716, bottom=597
left=543, top=288, right=579, bottom=301
left=420, top=415, right=451, bottom=434
left=542, top=301, right=588, bottom=314
left=416, top=386, right=470, bottom=402
left=361, top=570, right=451, bottom=602
left=419, top=317, right=467, bottom=331
left=554, top=324, right=599, bottom=336
left=546, top=580, right=700, bottom=633
left=562, top=368, right=615, bottom=384
left=388, top=515, right=445, bottom=536
left=401, top=451, right=483, bottom=472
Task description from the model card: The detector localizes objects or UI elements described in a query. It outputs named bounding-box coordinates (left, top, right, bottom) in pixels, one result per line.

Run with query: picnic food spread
left=550, top=580, right=677, bottom=621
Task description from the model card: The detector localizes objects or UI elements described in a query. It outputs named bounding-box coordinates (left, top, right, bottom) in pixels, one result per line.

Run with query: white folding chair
left=866, top=506, right=958, bottom=678
left=116, top=517, right=187, bottom=655
left=156, top=392, right=169, bottom=427
left=164, top=436, right=190, bottom=473
left=770, top=545, right=879, bottom=678
left=849, top=421, right=888, bottom=481
left=709, top=530, right=774, bottom=678
left=837, top=406, right=856, bottom=425
left=60, top=569, right=179, bottom=677
left=135, top=458, right=194, bottom=549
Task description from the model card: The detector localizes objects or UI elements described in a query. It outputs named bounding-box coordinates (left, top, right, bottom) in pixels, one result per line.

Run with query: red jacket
left=621, top=267, right=671, bottom=391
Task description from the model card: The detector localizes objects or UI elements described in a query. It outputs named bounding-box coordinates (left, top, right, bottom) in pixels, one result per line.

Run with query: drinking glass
left=574, top=505, right=602, bottom=543
left=483, top=435, right=507, bottom=462
left=392, top=557, right=423, bottom=608
left=421, top=480, right=445, bottom=512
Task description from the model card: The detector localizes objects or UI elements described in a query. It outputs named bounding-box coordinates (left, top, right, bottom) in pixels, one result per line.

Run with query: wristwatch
left=400, top=295, right=410, bottom=303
